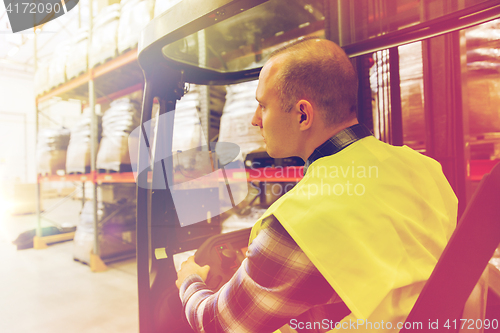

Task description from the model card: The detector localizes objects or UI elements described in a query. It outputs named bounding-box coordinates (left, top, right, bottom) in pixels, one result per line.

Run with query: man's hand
left=176, top=256, right=211, bottom=289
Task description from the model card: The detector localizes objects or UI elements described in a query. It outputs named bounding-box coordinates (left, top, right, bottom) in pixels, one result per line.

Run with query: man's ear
left=295, top=100, right=313, bottom=130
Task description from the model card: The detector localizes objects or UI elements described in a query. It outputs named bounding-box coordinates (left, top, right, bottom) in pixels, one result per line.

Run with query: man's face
left=252, top=56, right=297, bottom=158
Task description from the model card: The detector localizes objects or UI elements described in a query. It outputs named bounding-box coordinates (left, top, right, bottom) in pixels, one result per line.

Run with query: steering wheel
left=194, top=228, right=251, bottom=291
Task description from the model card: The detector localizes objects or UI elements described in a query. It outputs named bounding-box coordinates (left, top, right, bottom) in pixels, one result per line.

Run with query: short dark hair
left=268, top=37, right=358, bottom=126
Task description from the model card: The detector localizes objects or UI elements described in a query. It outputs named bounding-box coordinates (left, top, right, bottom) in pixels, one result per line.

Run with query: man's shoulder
left=257, top=214, right=295, bottom=243
left=317, top=135, right=441, bottom=172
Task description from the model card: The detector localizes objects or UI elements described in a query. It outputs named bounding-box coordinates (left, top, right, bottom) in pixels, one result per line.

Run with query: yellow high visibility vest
left=250, top=136, right=457, bottom=332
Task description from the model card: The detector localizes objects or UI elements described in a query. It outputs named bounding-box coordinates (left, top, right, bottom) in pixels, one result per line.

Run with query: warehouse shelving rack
left=33, top=28, right=304, bottom=271
left=37, top=49, right=143, bottom=105
left=34, top=49, right=144, bottom=270
left=33, top=0, right=145, bottom=271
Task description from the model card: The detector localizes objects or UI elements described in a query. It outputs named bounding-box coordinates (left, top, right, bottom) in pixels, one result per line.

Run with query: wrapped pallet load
left=398, top=42, right=425, bottom=150
left=66, top=108, right=102, bottom=174
left=171, top=85, right=204, bottom=152
left=217, top=81, right=266, bottom=221
left=36, top=128, right=71, bottom=175
left=118, top=0, right=152, bottom=53
left=153, top=0, right=182, bottom=18
left=466, top=20, right=500, bottom=75
left=465, top=19, right=500, bottom=49
left=465, top=20, right=500, bottom=142
left=65, top=28, right=89, bottom=80
left=73, top=199, right=136, bottom=264
left=89, top=4, right=120, bottom=68
left=219, top=80, right=265, bottom=157
left=47, top=40, right=71, bottom=89
left=171, top=85, right=226, bottom=152
left=96, top=98, right=141, bottom=172
left=134, top=88, right=204, bottom=185
left=205, top=85, right=226, bottom=142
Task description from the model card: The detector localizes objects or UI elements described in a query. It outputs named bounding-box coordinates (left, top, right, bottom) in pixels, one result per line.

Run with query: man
left=176, top=38, right=457, bottom=332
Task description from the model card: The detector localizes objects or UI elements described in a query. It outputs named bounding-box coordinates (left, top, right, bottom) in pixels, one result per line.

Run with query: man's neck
left=300, top=118, right=359, bottom=161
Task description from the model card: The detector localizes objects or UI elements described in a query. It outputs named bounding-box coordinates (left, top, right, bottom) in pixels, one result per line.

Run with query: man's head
left=270, top=37, right=358, bottom=126
left=252, top=38, right=359, bottom=160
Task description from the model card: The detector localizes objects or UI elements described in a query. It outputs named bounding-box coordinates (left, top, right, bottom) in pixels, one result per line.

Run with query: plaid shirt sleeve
left=179, top=215, right=343, bottom=333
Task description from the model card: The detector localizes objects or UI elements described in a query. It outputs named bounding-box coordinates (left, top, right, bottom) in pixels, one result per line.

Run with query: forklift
left=134, top=0, right=500, bottom=332
left=135, top=1, right=326, bottom=331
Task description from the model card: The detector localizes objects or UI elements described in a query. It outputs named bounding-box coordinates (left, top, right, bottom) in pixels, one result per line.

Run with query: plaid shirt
left=180, top=124, right=373, bottom=333
left=303, top=124, right=373, bottom=176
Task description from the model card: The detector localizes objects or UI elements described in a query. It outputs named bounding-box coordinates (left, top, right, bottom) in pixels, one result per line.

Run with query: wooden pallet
left=98, top=164, right=133, bottom=173
left=33, top=231, right=76, bottom=249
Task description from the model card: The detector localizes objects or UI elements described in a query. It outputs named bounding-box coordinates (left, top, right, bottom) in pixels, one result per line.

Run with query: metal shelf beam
left=36, top=49, right=142, bottom=104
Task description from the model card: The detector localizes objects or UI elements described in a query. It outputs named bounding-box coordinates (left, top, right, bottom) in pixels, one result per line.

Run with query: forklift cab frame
left=135, top=1, right=500, bottom=332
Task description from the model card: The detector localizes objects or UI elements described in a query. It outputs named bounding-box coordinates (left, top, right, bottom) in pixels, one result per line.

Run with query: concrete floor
left=0, top=198, right=138, bottom=333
